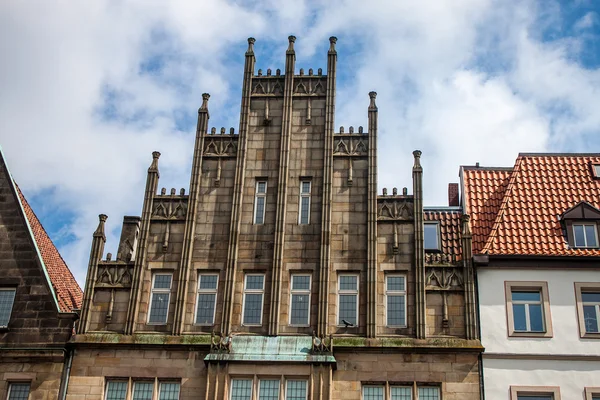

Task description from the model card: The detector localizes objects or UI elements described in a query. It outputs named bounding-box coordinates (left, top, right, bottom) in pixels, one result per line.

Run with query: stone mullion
left=412, top=150, right=426, bottom=339
left=268, top=36, right=296, bottom=336
left=80, top=214, right=107, bottom=334
left=317, top=37, right=337, bottom=337
left=124, top=152, right=161, bottom=335
left=366, top=92, right=378, bottom=338
left=172, top=94, right=210, bottom=335
left=221, top=38, right=255, bottom=335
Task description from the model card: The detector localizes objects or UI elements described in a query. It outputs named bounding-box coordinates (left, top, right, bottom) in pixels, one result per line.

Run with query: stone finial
left=220, top=127, right=225, bottom=135
left=149, top=151, right=161, bottom=172
left=393, top=187, right=398, bottom=195
left=413, top=150, right=422, bottom=168
left=161, top=187, right=166, bottom=195
left=287, top=35, right=296, bottom=52
left=106, top=253, right=112, bottom=261
left=359, top=126, right=363, bottom=134
left=180, top=188, right=185, bottom=195
left=230, top=127, right=235, bottom=135
left=94, top=214, right=108, bottom=239
left=369, top=91, right=377, bottom=110
left=309, top=68, right=313, bottom=76
left=211, top=127, right=216, bottom=135
left=258, top=69, right=263, bottom=76
left=402, top=187, right=408, bottom=195
left=383, top=188, right=388, bottom=196
left=200, top=93, right=210, bottom=111
left=461, top=214, right=472, bottom=235
left=318, top=68, right=322, bottom=75
left=276, top=69, right=281, bottom=76
left=267, top=68, right=272, bottom=76
left=329, top=36, right=337, bottom=53
left=170, top=188, right=176, bottom=196
left=246, top=37, right=256, bottom=55
left=299, top=68, right=304, bottom=76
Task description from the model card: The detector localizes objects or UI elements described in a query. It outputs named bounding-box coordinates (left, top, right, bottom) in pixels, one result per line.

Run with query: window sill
left=146, top=323, right=168, bottom=326
left=509, top=330, right=553, bottom=338
left=580, top=332, right=600, bottom=339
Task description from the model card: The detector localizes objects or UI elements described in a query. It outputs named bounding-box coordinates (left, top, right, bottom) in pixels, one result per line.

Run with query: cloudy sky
left=1, top=0, right=599, bottom=285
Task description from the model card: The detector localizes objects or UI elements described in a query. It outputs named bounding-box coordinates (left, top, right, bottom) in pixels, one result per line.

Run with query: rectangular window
left=0, top=288, right=16, bottom=328
left=231, top=379, right=252, bottom=400
left=517, top=395, right=553, bottom=400
left=254, top=180, right=267, bottom=224
left=585, top=387, right=600, bottom=400
left=290, top=275, right=311, bottom=326
left=573, top=223, right=599, bottom=248
left=510, top=386, right=560, bottom=399
left=338, top=274, right=358, bottom=326
left=148, top=274, right=172, bottom=324
left=505, top=282, right=552, bottom=337
left=575, top=283, right=600, bottom=338
left=299, top=180, right=311, bottom=225
left=285, top=380, right=307, bottom=400
left=132, top=382, right=154, bottom=400
left=195, top=274, right=218, bottom=325
left=7, top=383, right=30, bottom=400
left=243, top=274, right=264, bottom=325
left=391, top=387, right=412, bottom=400
left=386, top=275, right=407, bottom=327
left=424, top=223, right=440, bottom=250
left=105, top=381, right=128, bottom=400
left=259, top=380, right=280, bottom=400
left=158, top=382, right=180, bottom=400
left=417, top=387, right=440, bottom=400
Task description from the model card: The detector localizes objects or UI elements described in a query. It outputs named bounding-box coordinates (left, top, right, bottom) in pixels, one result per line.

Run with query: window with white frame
left=361, top=384, right=439, bottom=400
left=105, top=381, right=128, bottom=400
left=290, top=275, right=311, bottom=326
left=148, top=274, right=172, bottom=324
left=338, top=274, right=358, bottom=326
left=254, top=180, right=267, bottom=224
left=505, top=281, right=552, bottom=337
left=195, top=274, right=218, bottom=325
left=230, top=379, right=252, bottom=400
left=243, top=274, right=264, bottom=325
left=585, top=387, right=600, bottom=400
left=573, top=223, right=599, bottom=248
left=424, top=223, right=440, bottom=250
left=0, top=288, right=16, bottom=328
left=158, top=382, right=180, bottom=400
left=132, top=381, right=154, bottom=400
left=386, top=275, right=407, bottom=327
left=230, top=378, right=307, bottom=400
left=575, top=283, right=600, bottom=337
left=259, top=379, right=280, bottom=400
left=510, top=386, right=560, bottom=400
left=105, top=379, right=180, bottom=400
left=7, top=383, right=30, bottom=400
left=298, top=180, right=311, bottom=225
left=285, top=380, right=307, bottom=400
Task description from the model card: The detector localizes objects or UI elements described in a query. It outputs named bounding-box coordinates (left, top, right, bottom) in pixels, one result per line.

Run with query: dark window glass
left=424, top=224, right=439, bottom=250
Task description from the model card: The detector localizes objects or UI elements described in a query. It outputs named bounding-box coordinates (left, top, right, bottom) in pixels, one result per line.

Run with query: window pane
left=363, top=386, right=384, bottom=400
left=8, top=383, right=30, bottom=400
left=255, top=197, right=265, bottom=224
left=339, top=276, right=357, bottom=291
left=292, top=276, right=310, bottom=291
left=257, top=182, right=266, bottom=193
left=159, top=383, right=180, bottom=400
left=199, top=275, right=218, bottom=290
left=231, top=380, right=252, bottom=400
left=529, top=304, right=544, bottom=332
left=585, top=225, right=598, bottom=247
left=582, top=292, right=600, bottom=303
left=513, top=304, right=527, bottom=331
left=259, top=380, right=279, bottom=400
left=195, top=293, right=216, bottom=324
left=149, top=293, right=170, bottom=323
left=0, top=289, right=16, bottom=327
left=290, top=294, right=309, bottom=325
left=243, top=293, right=263, bottom=324
left=246, top=275, right=264, bottom=290
left=387, top=276, right=405, bottom=291
left=424, top=224, right=439, bottom=250
left=417, top=387, right=440, bottom=400
left=300, top=197, right=310, bottom=224
left=591, top=395, right=600, bottom=400
left=387, top=295, right=406, bottom=326
left=584, top=305, right=599, bottom=333
left=512, top=291, right=541, bottom=302
left=133, top=382, right=153, bottom=400
left=301, top=181, right=310, bottom=193
left=106, top=381, right=128, bottom=400
left=391, top=387, right=412, bottom=400
left=339, top=294, right=357, bottom=325
left=286, top=380, right=307, bottom=400
left=154, top=275, right=172, bottom=289
left=574, top=224, right=586, bottom=247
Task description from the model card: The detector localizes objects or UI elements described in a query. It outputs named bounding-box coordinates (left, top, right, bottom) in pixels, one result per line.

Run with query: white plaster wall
left=477, top=268, right=600, bottom=356
left=483, top=358, right=600, bottom=399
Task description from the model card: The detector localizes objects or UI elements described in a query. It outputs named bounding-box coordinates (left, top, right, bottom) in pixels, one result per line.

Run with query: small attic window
left=424, top=222, right=440, bottom=251
left=573, top=223, right=599, bottom=248
left=592, top=164, right=600, bottom=179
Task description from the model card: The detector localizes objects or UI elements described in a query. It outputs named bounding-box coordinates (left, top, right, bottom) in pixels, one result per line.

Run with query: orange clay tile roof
left=424, top=210, right=462, bottom=261
left=463, top=154, right=600, bottom=256
left=16, top=185, right=83, bottom=312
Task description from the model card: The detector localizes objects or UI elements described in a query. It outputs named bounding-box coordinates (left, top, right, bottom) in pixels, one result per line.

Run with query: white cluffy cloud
left=1, top=0, right=598, bottom=284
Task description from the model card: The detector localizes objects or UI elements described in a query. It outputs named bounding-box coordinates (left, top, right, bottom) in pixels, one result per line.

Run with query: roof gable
left=561, top=201, right=600, bottom=220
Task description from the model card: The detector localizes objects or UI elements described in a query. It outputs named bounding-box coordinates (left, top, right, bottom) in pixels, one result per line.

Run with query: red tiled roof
left=462, top=167, right=512, bottom=253
left=424, top=210, right=462, bottom=261
left=16, top=185, right=83, bottom=312
left=463, top=154, right=600, bottom=256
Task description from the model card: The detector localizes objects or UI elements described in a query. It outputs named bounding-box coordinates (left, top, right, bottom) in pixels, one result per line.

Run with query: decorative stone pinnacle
left=200, top=93, right=210, bottom=111
left=247, top=38, right=255, bottom=54
left=369, top=91, right=377, bottom=109
left=329, top=36, right=338, bottom=52
left=413, top=150, right=422, bottom=168
left=287, top=35, right=296, bottom=52
left=94, top=214, right=107, bottom=238
left=99, top=214, right=108, bottom=222
left=149, top=151, right=160, bottom=172
left=152, top=151, right=161, bottom=159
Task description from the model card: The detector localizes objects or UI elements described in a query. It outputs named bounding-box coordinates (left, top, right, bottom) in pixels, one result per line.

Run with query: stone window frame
left=509, top=385, right=561, bottom=400
left=384, top=274, right=407, bottom=328
left=229, top=376, right=308, bottom=400
left=298, top=179, right=312, bottom=225
left=253, top=180, right=268, bottom=225
left=575, top=282, right=600, bottom=339
left=504, top=281, right=553, bottom=338
left=242, top=274, right=265, bottom=326
left=7, top=382, right=31, bottom=400
left=104, top=378, right=181, bottom=400
left=584, top=387, right=600, bottom=400
left=289, top=274, right=311, bottom=327
left=194, top=273, right=219, bottom=326
left=0, top=287, right=17, bottom=328
left=147, top=273, right=173, bottom=325
left=337, top=273, right=359, bottom=327
left=360, top=382, right=441, bottom=399
left=424, top=222, right=441, bottom=251
left=572, top=223, right=599, bottom=248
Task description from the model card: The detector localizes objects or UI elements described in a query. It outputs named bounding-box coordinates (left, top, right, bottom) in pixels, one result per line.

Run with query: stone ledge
left=333, top=337, right=484, bottom=352
left=72, top=333, right=212, bottom=347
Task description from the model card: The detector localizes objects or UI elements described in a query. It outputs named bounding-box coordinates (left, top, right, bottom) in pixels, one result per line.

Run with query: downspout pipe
left=58, top=347, right=74, bottom=400
left=475, top=267, right=485, bottom=400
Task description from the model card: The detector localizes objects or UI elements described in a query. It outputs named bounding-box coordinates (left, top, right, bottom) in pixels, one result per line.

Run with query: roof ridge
left=481, top=156, right=524, bottom=254
left=518, top=152, right=600, bottom=157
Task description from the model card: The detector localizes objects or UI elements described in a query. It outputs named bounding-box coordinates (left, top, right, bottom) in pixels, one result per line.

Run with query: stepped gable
left=462, top=166, right=512, bottom=253
left=424, top=209, right=462, bottom=260
left=465, top=154, right=600, bottom=256
left=15, top=184, right=82, bottom=312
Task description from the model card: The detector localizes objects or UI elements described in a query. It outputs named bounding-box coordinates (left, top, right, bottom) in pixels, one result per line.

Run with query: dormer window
left=592, top=164, right=600, bottom=178
left=573, top=223, right=599, bottom=248
left=424, top=222, right=440, bottom=251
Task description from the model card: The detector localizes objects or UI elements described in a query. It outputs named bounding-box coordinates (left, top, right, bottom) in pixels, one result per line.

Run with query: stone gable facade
left=69, top=36, right=482, bottom=400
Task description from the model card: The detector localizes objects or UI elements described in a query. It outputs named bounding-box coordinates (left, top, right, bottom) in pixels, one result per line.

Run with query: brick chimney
left=448, top=183, right=459, bottom=206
